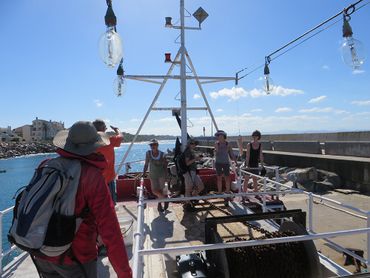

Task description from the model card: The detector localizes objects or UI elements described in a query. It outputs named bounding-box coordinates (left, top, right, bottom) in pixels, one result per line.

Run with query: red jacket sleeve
left=110, top=135, right=123, bottom=147
left=86, top=169, right=132, bottom=278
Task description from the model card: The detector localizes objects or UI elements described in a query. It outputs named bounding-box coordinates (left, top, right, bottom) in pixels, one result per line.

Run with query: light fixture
left=263, top=57, right=274, bottom=94
left=98, top=1, right=123, bottom=68
left=341, top=6, right=366, bottom=70
left=165, top=53, right=172, bottom=63
left=165, top=17, right=173, bottom=28
left=114, top=59, right=125, bottom=97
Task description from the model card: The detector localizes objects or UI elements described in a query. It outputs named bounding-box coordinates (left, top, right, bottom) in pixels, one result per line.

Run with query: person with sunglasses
left=143, top=139, right=169, bottom=212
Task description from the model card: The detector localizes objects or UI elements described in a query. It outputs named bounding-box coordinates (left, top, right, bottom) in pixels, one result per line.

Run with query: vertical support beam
left=115, top=50, right=181, bottom=175
left=133, top=178, right=145, bottom=278
left=275, top=167, right=280, bottom=200
left=185, top=51, right=219, bottom=132
left=308, top=193, right=313, bottom=233
left=180, top=0, right=187, bottom=150
left=367, top=211, right=370, bottom=269
left=0, top=212, right=3, bottom=276
left=262, top=177, right=267, bottom=212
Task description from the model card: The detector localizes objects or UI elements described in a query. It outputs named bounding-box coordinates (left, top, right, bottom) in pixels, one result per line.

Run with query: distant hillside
left=121, top=132, right=177, bottom=142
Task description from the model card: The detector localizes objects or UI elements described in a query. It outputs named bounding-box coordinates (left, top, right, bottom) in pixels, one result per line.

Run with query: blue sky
left=0, top=0, right=369, bottom=136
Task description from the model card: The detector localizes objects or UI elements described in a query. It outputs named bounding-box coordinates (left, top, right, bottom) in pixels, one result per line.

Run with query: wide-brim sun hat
left=214, top=130, right=227, bottom=137
left=53, top=121, right=110, bottom=156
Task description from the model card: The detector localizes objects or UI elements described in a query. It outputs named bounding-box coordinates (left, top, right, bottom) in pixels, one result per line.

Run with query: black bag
left=175, top=151, right=190, bottom=175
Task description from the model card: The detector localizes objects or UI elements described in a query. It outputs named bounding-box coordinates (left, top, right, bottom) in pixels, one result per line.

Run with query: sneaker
left=157, top=202, right=163, bottom=212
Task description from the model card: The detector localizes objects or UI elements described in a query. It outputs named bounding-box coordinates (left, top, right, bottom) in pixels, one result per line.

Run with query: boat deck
left=5, top=198, right=270, bottom=278
left=4, top=191, right=368, bottom=277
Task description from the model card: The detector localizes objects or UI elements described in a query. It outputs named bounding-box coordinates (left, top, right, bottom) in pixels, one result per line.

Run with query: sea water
left=0, top=140, right=175, bottom=266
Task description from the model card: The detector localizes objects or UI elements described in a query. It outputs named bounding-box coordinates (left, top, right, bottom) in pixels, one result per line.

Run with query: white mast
left=180, top=0, right=187, bottom=148
left=115, top=0, right=236, bottom=174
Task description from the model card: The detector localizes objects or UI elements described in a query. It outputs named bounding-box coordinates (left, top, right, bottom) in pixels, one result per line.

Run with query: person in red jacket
left=33, top=121, right=132, bottom=278
left=93, top=119, right=124, bottom=205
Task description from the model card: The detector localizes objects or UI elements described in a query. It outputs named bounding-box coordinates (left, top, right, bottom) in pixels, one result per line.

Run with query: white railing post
left=262, top=177, right=267, bottom=212
left=308, top=193, right=313, bottom=233
left=0, top=211, right=3, bottom=276
left=133, top=178, right=145, bottom=278
left=367, top=211, right=370, bottom=269
left=274, top=167, right=280, bottom=200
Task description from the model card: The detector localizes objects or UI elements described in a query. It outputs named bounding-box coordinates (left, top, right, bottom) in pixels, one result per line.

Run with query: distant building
left=0, top=126, right=21, bottom=142
left=13, top=125, right=32, bottom=142
left=31, top=117, right=64, bottom=141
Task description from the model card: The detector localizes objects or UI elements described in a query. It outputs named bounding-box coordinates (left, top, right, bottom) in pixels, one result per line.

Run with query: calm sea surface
left=0, top=141, right=175, bottom=266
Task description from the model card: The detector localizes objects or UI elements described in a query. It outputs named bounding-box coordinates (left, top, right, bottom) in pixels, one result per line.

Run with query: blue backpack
left=8, top=157, right=88, bottom=257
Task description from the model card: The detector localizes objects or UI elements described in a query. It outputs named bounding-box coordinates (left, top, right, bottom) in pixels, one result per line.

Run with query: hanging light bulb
left=263, top=57, right=274, bottom=94
left=98, top=2, right=123, bottom=67
left=341, top=8, right=366, bottom=70
left=114, top=59, right=125, bottom=97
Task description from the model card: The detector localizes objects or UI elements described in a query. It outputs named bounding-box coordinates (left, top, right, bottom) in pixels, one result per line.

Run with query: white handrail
left=0, top=206, right=16, bottom=276
left=138, top=228, right=370, bottom=256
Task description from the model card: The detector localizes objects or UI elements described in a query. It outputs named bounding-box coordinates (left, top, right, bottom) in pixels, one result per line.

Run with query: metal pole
left=133, top=178, right=145, bottom=278
left=262, top=177, right=267, bottom=212
left=308, top=193, right=313, bottom=233
left=138, top=227, right=370, bottom=256
left=275, top=167, right=280, bottom=200
left=0, top=212, right=3, bottom=276
left=367, top=211, right=370, bottom=269
left=180, top=0, right=187, bottom=150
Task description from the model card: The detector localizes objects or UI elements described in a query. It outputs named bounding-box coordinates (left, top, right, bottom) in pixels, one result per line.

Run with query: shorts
left=183, top=171, right=205, bottom=197
left=215, top=163, right=230, bottom=176
left=150, top=177, right=166, bottom=191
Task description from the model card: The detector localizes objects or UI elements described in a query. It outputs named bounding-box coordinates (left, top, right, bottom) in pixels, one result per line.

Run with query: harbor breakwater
left=0, top=142, right=56, bottom=159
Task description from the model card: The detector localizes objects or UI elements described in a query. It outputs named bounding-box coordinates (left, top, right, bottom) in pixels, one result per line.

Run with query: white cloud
left=216, top=108, right=223, bottom=112
left=322, top=65, right=330, bottom=70
left=351, top=100, right=370, bottom=106
left=271, top=86, right=304, bottom=97
left=299, top=107, right=333, bottom=113
left=193, top=94, right=201, bottom=99
left=275, top=107, right=292, bottom=113
left=94, top=99, right=103, bottom=108
left=210, top=87, right=248, bottom=101
left=251, top=109, right=262, bottom=112
left=308, top=95, right=327, bottom=104
left=353, top=69, right=365, bottom=75
left=209, top=85, right=303, bottom=101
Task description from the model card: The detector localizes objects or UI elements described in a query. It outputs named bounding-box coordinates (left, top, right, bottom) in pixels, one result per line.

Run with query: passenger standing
left=183, top=139, right=205, bottom=212
left=33, top=121, right=132, bottom=278
left=238, top=130, right=264, bottom=193
left=214, top=130, right=237, bottom=194
left=93, top=119, right=123, bottom=205
left=143, top=139, right=169, bottom=212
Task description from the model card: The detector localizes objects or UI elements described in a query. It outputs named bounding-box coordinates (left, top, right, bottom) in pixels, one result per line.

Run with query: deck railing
left=132, top=166, right=370, bottom=278
left=0, top=206, right=18, bottom=276
left=1, top=163, right=369, bottom=277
